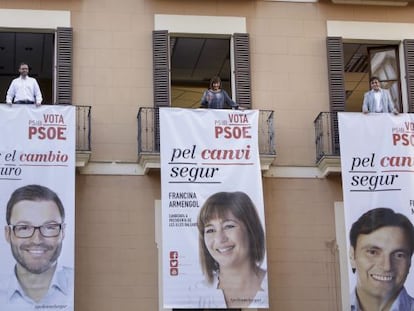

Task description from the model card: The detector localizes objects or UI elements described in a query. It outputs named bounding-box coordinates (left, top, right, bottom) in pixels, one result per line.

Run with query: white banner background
left=160, top=108, right=268, bottom=309
left=339, top=112, right=414, bottom=300
left=0, top=105, right=75, bottom=310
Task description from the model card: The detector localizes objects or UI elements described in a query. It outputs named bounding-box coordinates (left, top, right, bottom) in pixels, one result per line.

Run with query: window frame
left=153, top=14, right=251, bottom=109
left=326, top=20, right=414, bottom=113
left=0, top=9, right=72, bottom=105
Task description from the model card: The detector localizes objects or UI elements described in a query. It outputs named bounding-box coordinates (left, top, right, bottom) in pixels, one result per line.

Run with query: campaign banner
left=0, top=105, right=75, bottom=310
left=160, top=108, right=268, bottom=309
left=338, top=113, right=414, bottom=310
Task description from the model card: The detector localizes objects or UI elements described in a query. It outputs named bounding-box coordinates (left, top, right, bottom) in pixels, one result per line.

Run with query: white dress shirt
left=188, top=272, right=269, bottom=308
left=374, top=90, right=383, bottom=112
left=0, top=265, right=74, bottom=310
left=6, top=76, right=43, bottom=104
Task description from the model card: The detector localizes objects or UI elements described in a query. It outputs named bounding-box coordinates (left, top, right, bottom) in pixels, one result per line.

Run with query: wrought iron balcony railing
left=76, top=105, right=91, bottom=152
left=137, top=107, right=276, bottom=161
left=0, top=103, right=91, bottom=167
left=0, top=103, right=91, bottom=152
left=74, top=105, right=92, bottom=168
left=314, top=111, right=340, bottom=163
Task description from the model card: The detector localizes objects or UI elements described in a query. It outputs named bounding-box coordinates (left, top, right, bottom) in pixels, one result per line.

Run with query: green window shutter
left=153, top=30, right=170, bottom=108
left=234, top=33, right=251, bottom=109
left=56, top=27, right=72, bottom=105
left=404, top=39, right=414, bottom=112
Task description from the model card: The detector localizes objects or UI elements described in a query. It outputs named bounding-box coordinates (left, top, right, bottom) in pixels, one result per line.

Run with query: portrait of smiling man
left=1, top=184, right=74, bottom=309
left=349, top=207, right=414, bottom=311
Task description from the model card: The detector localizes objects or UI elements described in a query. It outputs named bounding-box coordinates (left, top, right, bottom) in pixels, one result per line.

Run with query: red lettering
left=201, top=145, right=251, bottom=160
left=28, top=127, right=37, bottom=139
left=392, top=133, right=414, bottom=146
left=214, top=126, right=251, bottom=139
left=28, top=126, right=67, bottom=140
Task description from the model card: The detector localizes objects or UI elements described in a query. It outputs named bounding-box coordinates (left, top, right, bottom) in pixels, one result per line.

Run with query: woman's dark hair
left=209, top=76, right=221, bottom=89
left=197, top=191, right=265, bottom=283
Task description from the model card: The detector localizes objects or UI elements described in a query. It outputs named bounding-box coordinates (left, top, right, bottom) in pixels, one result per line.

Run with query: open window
left=153, top=31, right=251, bottom=110
left=170, top=36, right=232, bottom=108
left=368, top=45, right=401, bottom=111
left=0, top=32, right=53, bottom=104
left=0, top=27, right=72, bottom=105
left=326, top=37, right=414, bottom=155
left=327, top=37, right=414, bottom=113
left=341, top=43, right=402, bottom=112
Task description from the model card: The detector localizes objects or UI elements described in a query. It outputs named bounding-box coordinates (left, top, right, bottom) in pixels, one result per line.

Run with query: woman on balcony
left=200, top=76, right=239, bottom=109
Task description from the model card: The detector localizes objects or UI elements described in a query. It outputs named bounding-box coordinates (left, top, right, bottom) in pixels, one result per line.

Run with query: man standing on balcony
left=362, top=76, right=398, bottom=114
left=6, top=63, right=42, bottom=106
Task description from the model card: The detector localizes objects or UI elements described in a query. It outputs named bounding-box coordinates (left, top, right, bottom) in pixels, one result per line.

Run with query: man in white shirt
left=6, top=63, right=42, bottom=106
left=362, top=76, right=398, bottom=114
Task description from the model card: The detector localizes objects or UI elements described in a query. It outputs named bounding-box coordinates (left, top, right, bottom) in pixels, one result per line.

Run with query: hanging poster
left=339, top=112, right=414, bottom=311
left=0, top=105, right=75, bottom=310
left=160, top=108, right=269, bottom=309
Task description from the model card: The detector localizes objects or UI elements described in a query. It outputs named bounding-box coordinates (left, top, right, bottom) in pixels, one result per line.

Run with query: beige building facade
left=1, top=0, right=414, bottom=310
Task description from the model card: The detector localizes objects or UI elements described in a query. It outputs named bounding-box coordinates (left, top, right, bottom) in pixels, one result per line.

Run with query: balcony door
left=0, top=32, right=54, bottom=104
left=0, top=28, right=72, bottom=105
left=170, top=36, right=232, bottom=109
left=153, top=31, right=251, bottom=109
left=327, top=37, right=414, bottom=113
left=368, top=45, right=401, bottom=112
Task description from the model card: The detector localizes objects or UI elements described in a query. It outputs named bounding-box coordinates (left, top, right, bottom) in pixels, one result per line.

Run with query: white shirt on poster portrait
left=187, top=272, right=268, bottom=308
left=0, top=264, right=74, bottom=310
left=350, top=287, right=414, bottom=311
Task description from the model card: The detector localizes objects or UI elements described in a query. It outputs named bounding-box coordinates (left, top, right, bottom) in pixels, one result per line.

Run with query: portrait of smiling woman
left=194, top=191, right=268, bottom=308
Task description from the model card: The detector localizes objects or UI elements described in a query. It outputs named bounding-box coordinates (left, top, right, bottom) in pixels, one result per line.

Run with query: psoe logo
left=391, top=121, right=414, bottom=146
left=28, top=114, right=67, bottom=140
left=29, top=125, right=67, bottom=140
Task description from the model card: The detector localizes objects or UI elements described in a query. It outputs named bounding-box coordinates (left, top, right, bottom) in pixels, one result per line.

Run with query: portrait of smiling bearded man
left=0, top=184, right=74, bottom=309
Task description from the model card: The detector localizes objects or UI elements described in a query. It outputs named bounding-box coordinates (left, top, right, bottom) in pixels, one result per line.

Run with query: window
left=0, top=28, right=72, bottom=105
left=0, top=10, right=72, bottom=105
left=326, top=36, right=414, bottom=155
left=170, top=36, right=232, bottom=108
left=153, top=30, right=251, bottom=108
left=369, top=46, right=401, bottom=110
left=343, top=43, right=401, bottom=112
left=327, top=37, right=414, bottom=113
left=152, top=29, right=251, bottom=150
left=0, top=32, right=54, bottom=104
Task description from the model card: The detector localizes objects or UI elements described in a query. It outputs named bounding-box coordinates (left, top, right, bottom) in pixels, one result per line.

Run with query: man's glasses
left=9, top=223, right=63, bottom=238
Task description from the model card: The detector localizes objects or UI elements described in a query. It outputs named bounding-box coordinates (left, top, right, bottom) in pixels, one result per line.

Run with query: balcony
left=314, top=112, right=341, bottom=177
left=75, top=105, right=91, bottom=167
left=137, top=107, right=276, bottom=173
left=0, top=103, right=91, bottom=167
